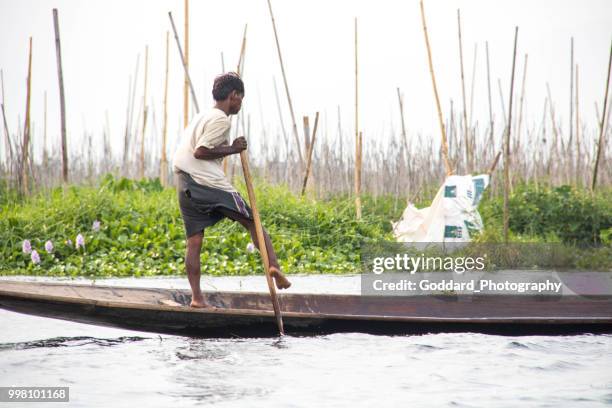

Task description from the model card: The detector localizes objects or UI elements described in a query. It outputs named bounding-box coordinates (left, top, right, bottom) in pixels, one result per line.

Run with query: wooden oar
left=167, top=11, right=284, bottom=335
left=239, top=150, right=285, bottom=335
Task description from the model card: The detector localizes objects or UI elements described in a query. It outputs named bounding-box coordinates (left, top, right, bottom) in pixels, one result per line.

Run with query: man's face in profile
left=229, top=91, right=243, bottom=115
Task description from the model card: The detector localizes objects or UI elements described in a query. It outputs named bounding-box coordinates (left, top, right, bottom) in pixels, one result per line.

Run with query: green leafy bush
left=481, top=184, right=611, bottom=245
left=0, top=175, right=391, bottom=277
left=1, top=177, right=609, bottom=277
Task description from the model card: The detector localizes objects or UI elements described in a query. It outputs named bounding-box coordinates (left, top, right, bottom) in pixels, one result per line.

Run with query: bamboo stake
left=0, top=104, right=12, bottom=175
left=546, top=83, right=561, bottom=175
left=575, top=64, right=581, bottom=185
left=1, top=70, right=14, bottom=173
left=503, top=27, right=519, bottom=243
left=419, top=0, right=452, bottom=176
left=488, top=151, right=502, bottom=175
left=21, top=37, right=33, bottom=195
left=356, top=130, right=363, bottom=208
left=301, top=112, right=319, bottom=196
left=303, top=116, right=310, bottom=155
left=457, top=9, right=471, bottom=172
left=123, top=74, right=132, bottom=172
left=266, top=0, right=303, bottom=165
left=237, top=24, right=247, bottom=73
left=161, top=32, right=170, bottom=187
left=517, top=54, right=528, bottom=145
left=569, top=37, right=574, bottom=152
left=226, top=25, right=249, bottom=177
left=237, top=25, right=248, bottom=141
left=53, top=9, right=68, bottom=184
left=354, top=17, right=361, bottom=219
left=169, top=12, right=200, bottom=114
left=485, top=42, right=494, bottom=159
left=183, top=0, right=189, bottom=128
left=273, top=77, right=288, bottom=148
left=224, top=25, right=248, bottom=175
left=139, top=45, right=149, bottom=179
left=591, top=40, right=612, bottom=191
left=497, top=78, right=507, bottom=128
left=43, top=91, right=48, bottom=172
left=104, top=110, right=111, bottom=171
left=468, top=43, right=478, bottom=162
left=397, top=87, right=408, bottom=153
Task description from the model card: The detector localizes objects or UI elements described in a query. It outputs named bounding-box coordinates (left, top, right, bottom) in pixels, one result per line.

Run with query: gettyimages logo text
left=371, top=253, right=487, bottom=275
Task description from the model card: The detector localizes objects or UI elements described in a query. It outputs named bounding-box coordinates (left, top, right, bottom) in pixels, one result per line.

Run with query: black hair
left=212, top=72, right=244, bottom=101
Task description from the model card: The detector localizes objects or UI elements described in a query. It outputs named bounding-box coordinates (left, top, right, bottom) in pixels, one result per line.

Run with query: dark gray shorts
left=175, top=170, right=254, bottom=238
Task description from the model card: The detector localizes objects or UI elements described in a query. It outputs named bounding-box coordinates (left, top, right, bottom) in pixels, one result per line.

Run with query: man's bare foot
left=269, top=266, right=291, bottom=290
left=190, top=297, right=210, bottom=308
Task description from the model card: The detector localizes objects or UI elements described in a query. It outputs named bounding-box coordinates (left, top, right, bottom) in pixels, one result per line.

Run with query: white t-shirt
left=172, top=107, right=236, bottom=192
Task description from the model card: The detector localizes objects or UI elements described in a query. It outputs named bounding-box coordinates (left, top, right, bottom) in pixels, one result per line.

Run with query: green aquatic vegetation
left=0, top=177, right=609, bottom=277
left=0, top=176, right=391, bottom=277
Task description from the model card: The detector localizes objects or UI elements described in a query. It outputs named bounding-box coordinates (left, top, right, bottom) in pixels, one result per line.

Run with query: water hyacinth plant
left=22, top=239, right=32, bottom=254
left=66, top=239, right=73, bottom=248
left=45, top=240, right=54, bottom=253
left=92, top=220, right=101, bottom=232
left=76, top=234, right=85, bottom=250
left=31, top=250, right=40, bottom=265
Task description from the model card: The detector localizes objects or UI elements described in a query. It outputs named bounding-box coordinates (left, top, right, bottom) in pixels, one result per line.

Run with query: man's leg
left=219, top=208, right=291, bottom=289
left=185, top=232, right=208, bottom=307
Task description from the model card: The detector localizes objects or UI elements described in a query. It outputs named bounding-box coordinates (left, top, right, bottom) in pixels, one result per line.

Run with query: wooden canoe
left=0, top=280, right=611, bottom=337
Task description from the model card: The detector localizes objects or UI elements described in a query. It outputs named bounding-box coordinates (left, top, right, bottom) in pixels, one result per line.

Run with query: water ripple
left=0, top=336, right=148, bottom=351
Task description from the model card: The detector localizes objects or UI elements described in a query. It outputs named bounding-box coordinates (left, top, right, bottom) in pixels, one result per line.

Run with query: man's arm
left=194, top=137, right=247, bottom=160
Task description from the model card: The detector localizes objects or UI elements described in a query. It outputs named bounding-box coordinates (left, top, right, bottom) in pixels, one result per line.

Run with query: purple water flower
left=31, top=250, right=40, bottom=264
left=45, top=240, right=54, bottom=253
left=92, top=220, right=101, bottom=232
left=66, top=239, right=73, bottom=247
left=76, top=234, right=85, bottom=250
left=22, top=239, right=32, bottom=254
left=246, top=242, right=256, bottom=253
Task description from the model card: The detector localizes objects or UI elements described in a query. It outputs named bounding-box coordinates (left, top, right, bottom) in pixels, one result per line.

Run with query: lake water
left=0, top=275, right=611, bottom=407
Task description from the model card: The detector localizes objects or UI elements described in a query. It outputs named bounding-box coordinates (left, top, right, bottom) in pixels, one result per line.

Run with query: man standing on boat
left=172, top=72, right=291, bottom=308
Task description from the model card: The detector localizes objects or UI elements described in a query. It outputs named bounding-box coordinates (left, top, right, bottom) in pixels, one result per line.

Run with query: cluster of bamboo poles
left=1, top=1, right=611, bottom=212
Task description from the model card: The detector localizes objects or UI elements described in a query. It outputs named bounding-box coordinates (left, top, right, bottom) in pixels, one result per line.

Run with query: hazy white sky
left=0, top=0, right=610, bottom=164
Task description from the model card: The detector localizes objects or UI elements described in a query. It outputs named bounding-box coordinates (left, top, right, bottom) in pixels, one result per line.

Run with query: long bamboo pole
left=21, top=37, right=33, bottom=195
left=239, top=150, right=284, bottom=335
left=266, top=0, right=303, bottom=165
left=168, top=24, right=284, bottom=334
left=139, top=45, right=149, bottom=179
left=419, top=0, right=452, bottom=176
left=468, top=43, right=478, bottom=163
left=567, top=38, right=575, bottom=184
left=591, top=40, right=612, bottom=191
left=122, top=73, right=132, bottom=172
left=397, top=87, right=408, bottom=153
left=0, top=70, right=14, bottom=173
left=356, top=130, right=363, bottom=207
left=575, top=64, right=581, bottom=185
left=161, top=32, right=170, bottom=187
left=301, top=112, right=319, bottom=195
left=457, top=9, right=471, bottom=172
left=503, top=27, right=519, bottom=243
left=43, top=91, right=48, bottom=172
left=517, top=54, right=528, bottom=146
left=354, top=17, right=362, bottom=220
left=169, top=12, right=199, bottom=114
left=485, top=42, right=494, bottom=159
left=183, top=0, right=189, bottom=128
left=53, top=9, right=68, bottom=184
left=225, top=24, right=248, bottom=175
